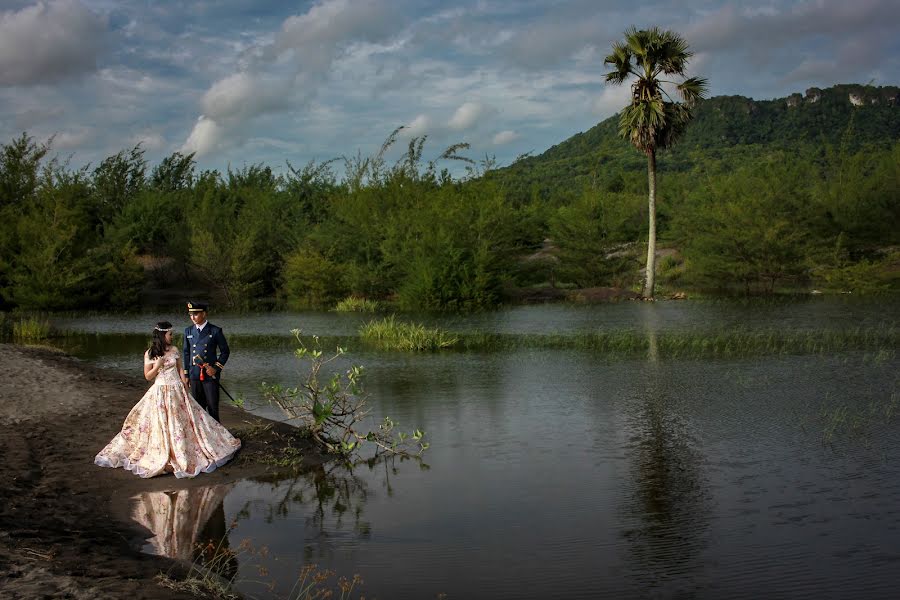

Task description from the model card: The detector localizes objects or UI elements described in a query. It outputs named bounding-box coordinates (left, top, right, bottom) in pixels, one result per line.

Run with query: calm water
left=56, top=299, right=900, bottom=599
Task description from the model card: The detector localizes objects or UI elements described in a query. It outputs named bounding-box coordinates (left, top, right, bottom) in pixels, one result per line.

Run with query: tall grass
left=213, top=326, right=897, bottom=358
left=333, top=296, right=381, bottom=313
left=360, top=315, right=458, bottom=351
left=12, top=316, right=51, bottom=342
left=452, top=326, right=898, bottom=358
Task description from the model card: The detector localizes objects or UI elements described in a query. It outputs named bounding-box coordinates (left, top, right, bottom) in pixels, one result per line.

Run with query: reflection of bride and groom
left=131, top=483, right=238, bottom=578
left=129, top=461, right=375, bottom=590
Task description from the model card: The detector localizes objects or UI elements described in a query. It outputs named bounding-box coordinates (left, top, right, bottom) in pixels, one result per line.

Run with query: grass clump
left=333, top=296, right=381, bottom=312
left=360, top=315, right=458, bottom=351
left=12, top=316, right=51, bottom=342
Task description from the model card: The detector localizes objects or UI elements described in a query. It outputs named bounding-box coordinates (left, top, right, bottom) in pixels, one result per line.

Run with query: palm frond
left=603, top=42, right=633, bottom=85
left=606, top=26, right=705, bottom=154
left=677, top=76, right=709, bottom=106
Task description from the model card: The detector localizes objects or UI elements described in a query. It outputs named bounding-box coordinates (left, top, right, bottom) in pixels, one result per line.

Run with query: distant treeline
left=0, top=122, right=897, bottom=312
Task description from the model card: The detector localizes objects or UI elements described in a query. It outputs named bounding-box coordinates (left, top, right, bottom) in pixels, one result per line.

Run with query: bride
left=95, top=321, right=241, bottom=478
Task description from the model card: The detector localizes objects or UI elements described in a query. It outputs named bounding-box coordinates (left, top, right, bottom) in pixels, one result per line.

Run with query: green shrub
left=282, top=248, right=348, bottom=309
left=813, top=259, right=892, bottom=294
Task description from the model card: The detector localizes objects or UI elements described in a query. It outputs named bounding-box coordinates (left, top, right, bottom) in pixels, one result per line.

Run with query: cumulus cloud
left=128, top=131, right=166, bottom=152
left=274, top=0, right=398, bottom=74
left=180, top=116, right=223, bottom=157
left=492, top=130, right=519, bottom=145
left=498, top=16, right=607, bottom=70
left=404, top=114, right=430, bottom=137
left=0, top=0, right=107, bottom=86
left=688, top=0, right=899, bottom=54
left=448, top=102, right=484, bottom=130
left=53, top=128, right=94, bottom=150
left=180, top=0, right=403, bottom=158
left=202, top=72, right=292, bottom=123
left=590, top=84, right=632, bottom=117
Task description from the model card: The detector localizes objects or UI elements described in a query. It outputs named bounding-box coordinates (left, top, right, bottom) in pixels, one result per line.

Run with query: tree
left=604, top=27, right=707, bottom=298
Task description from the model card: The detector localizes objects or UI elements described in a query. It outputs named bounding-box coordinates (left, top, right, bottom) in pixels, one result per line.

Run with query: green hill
left=489, top=83, right=900, bottom=201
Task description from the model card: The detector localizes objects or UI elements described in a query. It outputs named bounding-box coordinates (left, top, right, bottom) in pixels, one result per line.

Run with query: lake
left=55, top=298, right=899, bottom=599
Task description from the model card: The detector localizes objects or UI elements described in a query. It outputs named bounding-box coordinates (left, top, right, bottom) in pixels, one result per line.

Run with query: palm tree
left=604, top=27, right=707, bottom=299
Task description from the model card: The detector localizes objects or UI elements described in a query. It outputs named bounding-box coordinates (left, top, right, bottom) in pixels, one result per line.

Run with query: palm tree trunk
left=643, top=149, right=657, bottom=299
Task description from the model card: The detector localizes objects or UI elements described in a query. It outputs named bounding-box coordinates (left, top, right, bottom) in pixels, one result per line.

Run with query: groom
left=183, top=301, right=230, bottom=422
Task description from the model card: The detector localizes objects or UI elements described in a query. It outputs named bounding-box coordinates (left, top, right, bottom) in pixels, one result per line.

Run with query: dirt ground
left=0, top=343, right=313, bottom=599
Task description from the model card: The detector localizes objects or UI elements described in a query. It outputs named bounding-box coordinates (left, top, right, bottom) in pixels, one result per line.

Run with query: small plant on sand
left=156, top=520, right=244, bottom=599
left=333, top=296, right=380, bottom=312
left=360, top=315, right=458, bottom=351
left=289, top=565, right=363, bottom=600
left=261, top=329, right=429, bottom=458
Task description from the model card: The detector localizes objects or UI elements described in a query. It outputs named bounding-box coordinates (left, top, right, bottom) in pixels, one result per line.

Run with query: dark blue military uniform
left=183, top=317, right=229, bottom=422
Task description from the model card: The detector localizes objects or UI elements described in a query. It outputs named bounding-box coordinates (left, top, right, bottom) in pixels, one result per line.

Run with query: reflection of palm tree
left=622, top=378, right=709, bottom=584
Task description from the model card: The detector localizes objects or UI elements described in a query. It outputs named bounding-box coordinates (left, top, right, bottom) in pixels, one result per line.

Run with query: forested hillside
left=0, top=84, right=897, bottom=314
left=488, top=84, right=900, bottom=201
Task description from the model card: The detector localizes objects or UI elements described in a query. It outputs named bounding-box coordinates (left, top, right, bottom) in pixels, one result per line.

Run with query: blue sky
left=1, top=0, right=898, bottom=174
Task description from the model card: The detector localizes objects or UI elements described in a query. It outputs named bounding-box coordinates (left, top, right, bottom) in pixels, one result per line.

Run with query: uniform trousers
left=190, top=378, right=221, bottom=422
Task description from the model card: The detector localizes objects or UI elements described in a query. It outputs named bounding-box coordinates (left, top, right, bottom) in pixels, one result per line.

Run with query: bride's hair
left=148, top=321, right=173, bottom=359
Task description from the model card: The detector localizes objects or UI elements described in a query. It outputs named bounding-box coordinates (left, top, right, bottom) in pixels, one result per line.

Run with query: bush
left=282, top=248, right=348, bottom=309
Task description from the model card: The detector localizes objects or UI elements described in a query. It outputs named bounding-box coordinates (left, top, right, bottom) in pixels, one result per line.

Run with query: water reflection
left=622, top=373, right=710, bottom=593
left=132, top=484, right=237, bottom=578
left=250, top=462, right=373, bottom=543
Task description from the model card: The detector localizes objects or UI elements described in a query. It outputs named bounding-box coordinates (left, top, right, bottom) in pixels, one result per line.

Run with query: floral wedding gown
left=95, top=347, right=241, bottom=478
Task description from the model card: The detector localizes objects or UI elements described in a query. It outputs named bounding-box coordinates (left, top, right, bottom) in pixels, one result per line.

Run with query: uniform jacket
left=183, top=322, right=230, bottom=380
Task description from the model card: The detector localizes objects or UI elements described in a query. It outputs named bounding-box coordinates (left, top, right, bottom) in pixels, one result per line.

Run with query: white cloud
left=591, top=84, right=632, bottom=117
left=274, top=0, right=398, bottom=75
left=202, top=71, right=291, bottom=123
left=53, top=128, right=94, bottom=150
left=179, top=0, right=404, bottom=160
left=404, top=114, right=430, bottom=137
left=492, top=130, right=519, bottom=145
left=0, top=0, right=107, bottom=86
left=180, top=116, right=223, bottom=157
left=497, top=15, right=608, bottom=70
left=128, top=131, right=166, bottom=152
left=448, top=102, right=484, bottom=130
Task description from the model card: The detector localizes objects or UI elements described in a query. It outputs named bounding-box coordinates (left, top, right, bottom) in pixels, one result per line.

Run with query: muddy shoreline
left=0, top=343, right=314, bottom=599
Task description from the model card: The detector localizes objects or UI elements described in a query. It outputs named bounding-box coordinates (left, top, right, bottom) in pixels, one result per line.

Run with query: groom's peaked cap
left=187, top=301, right=209, bottom=312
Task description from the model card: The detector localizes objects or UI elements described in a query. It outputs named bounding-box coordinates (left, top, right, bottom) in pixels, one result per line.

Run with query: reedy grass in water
left=360, top=315, right=459, bottom=351
left=333, top=296, right=381, bottom=313
left=817, top=390, right=899, bottom=446
left=11, top=316, right=51, bottom=342
left=40, top=323, right=899, bottom=359
left=453, top=326, right=898, bottom=358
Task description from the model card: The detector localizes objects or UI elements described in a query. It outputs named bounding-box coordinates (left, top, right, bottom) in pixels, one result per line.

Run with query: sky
left=1, top=0, right=898, bottom=175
